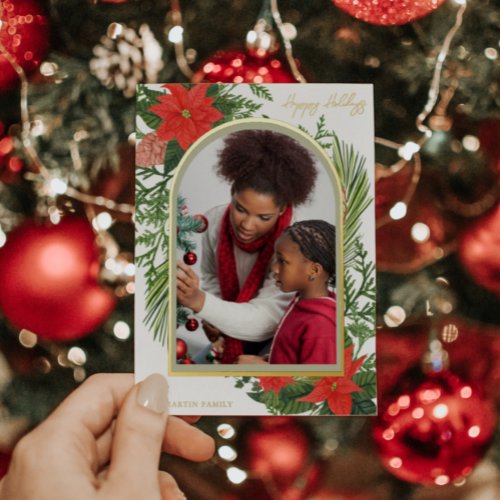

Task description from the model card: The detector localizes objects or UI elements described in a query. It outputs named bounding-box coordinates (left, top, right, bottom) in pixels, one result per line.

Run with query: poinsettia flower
left=299, top=345, right=366, bottom=415
left=136, top=131, right=167, bottom=167
left=149, top=84, right=224, bottom=150
left=257, top=376, right=295, bottom=394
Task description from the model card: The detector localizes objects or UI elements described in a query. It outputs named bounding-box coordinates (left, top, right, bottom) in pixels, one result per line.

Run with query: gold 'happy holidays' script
left=282, top=92, right=366, bottom=118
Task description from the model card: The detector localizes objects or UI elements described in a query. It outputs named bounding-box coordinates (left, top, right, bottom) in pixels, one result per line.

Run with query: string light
left=167, top=0, right=193, bottom=79
left=226, top=466, right=247, bottom=485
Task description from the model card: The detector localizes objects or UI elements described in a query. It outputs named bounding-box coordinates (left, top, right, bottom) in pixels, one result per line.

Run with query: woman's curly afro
left=216, top=130, right=318, bottom=207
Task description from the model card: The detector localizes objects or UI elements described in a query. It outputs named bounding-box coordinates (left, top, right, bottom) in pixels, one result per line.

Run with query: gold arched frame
left=168, top=118, right=345, bottom=377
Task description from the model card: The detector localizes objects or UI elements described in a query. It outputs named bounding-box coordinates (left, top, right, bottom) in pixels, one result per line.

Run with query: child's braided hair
left=285, top=220, right=336, bottom=286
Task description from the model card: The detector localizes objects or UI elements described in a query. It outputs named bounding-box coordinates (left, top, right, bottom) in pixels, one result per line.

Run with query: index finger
left=177, top=259, right=197, bottom=278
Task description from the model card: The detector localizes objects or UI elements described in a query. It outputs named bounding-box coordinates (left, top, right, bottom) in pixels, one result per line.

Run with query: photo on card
left=135, top=83, right=377, bottom=416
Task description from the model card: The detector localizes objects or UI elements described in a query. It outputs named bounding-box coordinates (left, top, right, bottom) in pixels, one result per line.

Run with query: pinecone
left=90, top=24, right=164, bottom=98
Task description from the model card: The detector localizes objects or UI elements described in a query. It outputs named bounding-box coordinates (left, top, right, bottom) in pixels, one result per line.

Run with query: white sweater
left=196, top=204, right=294, bottom=342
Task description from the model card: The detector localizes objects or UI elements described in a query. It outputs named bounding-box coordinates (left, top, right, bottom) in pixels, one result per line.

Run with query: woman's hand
left=0, top=373, right=214, bottom=500
left=236, top=355, right=269, bottom=364
left=176, top=261, right=206, bottom=313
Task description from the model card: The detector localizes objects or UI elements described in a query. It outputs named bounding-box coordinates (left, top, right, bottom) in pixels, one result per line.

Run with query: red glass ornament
left=176, top=338, right=187, bottom=359
left=0, top=0, right=50, bottom=91
left=332, top=0, right=446, bottom=26
left=191, top=49, right=297, bottom=84
left=246, top=421, right=311, bottom=489
left=185, top=318, right=199, bottom=332
left=193, top=214, right=208, bottom=233
left=373, top=367, right=496, bottom=486
left=458, top=203, right=500, bottom=298
left=183, top=251, right=197, bottom=266
left=0, top=216, right=116, bottom=341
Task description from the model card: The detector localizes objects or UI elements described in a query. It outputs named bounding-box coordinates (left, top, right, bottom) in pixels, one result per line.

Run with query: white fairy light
left=48, top=178, right=68, bottom=196
left=92, top=212, right=113, bottom=231
left=113, top=321, right=131, bottom=340
left=218, top=445, right=237, bottom=462
left=384, top=306, right=406, bottom=327
left=68, top=347, right=87, bottom=366
left=389, top=202, right=407, bottom=220
left=398, top=141, right=420, bottom=161
left=0, top=228, right=6, bottom=248
left=411, top=222, right=431, bottom=243
left=168, top=26, right=184, bottom=44
left=226, top=467, right=247, bottom=485
left=462, top=135, right=480, bottom=152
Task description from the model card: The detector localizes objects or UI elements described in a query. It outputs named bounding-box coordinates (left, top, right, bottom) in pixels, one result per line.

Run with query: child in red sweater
left=237, top=220, right=336, bottom=365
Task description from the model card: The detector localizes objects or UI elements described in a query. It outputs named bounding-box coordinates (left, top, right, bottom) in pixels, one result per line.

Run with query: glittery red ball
left=0, top=0, right=50, bottom=91
left=183, top=251, right=197, bottom=265
left=0, top=217, right=117, bottom=341
left=176, top=338, right=187, bottom=359
left=185, top=318, right=199, bottom=332
left=332, top=0, right=446, bottom=26
left=191, top=49, right=298, bottom=84
left=373, top=368, right=496, bottom=486
left=458, top=203, right=500, bottom=298
left=193, top=214, right=208, bottom=233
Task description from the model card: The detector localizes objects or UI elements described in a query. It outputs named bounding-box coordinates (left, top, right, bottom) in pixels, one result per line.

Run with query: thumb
left=104, top=373, right=169, bottom=498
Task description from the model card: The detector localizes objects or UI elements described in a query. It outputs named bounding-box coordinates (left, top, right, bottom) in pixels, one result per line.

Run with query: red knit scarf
left=217, top=204, right=293, bottom=363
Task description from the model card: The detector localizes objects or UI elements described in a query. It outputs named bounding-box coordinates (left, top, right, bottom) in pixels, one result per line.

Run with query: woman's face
left=229, top=188, right=283, bottom=244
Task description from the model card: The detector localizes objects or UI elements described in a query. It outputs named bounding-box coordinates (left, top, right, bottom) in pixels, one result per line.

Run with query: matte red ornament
left=193, top=214, right=208, bottom=233
left=458, top=203, right=500, bottom=298
left=332, top=0, right=446, bottom=26
left=0, top=0, right=50, bottom=91
left=373, top=367, right=496, bottom=486
left=176, top=338, right=187, bottom=359
left=0, top=217, right=116, bottom=341
left=185, top=318, right=199, bottom=332
left=191, top=49, right=297, bottom=84
left=183, top=251, right=197, bottom=266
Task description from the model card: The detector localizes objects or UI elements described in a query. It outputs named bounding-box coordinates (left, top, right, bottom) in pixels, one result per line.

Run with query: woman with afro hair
left=176, top=129, right=318, bottom=364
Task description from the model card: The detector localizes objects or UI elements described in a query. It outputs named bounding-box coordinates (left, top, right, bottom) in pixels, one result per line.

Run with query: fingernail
left=137, top=373, right=169, bottom=414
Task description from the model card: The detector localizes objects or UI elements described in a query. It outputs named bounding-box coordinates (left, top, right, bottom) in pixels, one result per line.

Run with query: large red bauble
left=246, top=421, right=311, bottom=488
left=373, top=368, right=496, bottom=486
left=191, top=49, right=297, bottom=84
left=458, top=203, right=500, bottom=298
left=0, top=0, right=50, bottom=91
left=0, top=217, right=116, bottom=341
left=332, top=0, right=446, bottom=26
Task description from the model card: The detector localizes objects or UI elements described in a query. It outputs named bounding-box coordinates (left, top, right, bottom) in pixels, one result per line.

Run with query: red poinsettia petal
left=348, top=354, right=367, bottom=378
left=162, top=84, right=190, bottom=102
left=336, top=377, right=363, bottom=394
left=328, top=392, right=353, bottom=415
left=299, top=384, right=332, bottom=403
left=187, top=84, right=213, bottom=108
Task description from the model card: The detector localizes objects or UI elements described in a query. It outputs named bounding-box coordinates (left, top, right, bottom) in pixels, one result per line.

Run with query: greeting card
left=135, top=83, right=376, bottom=416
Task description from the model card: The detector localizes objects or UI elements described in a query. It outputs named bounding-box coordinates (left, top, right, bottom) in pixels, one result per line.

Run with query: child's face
left=271, top=233, right=313, bottom=293
left=229, top=188, right=282, bottom=243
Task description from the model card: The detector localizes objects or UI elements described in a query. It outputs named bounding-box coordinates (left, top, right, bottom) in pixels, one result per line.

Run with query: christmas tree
left=0, top=0, right=499, bottom=497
